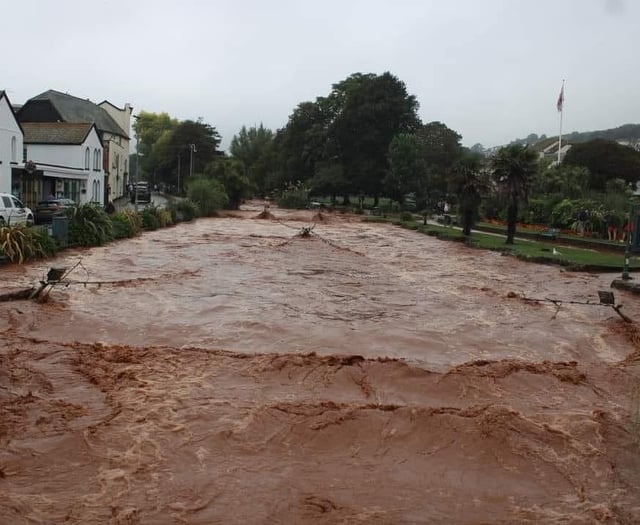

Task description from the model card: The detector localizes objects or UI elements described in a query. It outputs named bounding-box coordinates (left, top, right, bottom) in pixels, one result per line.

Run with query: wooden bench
left=539, top=228, right=560, bottom=240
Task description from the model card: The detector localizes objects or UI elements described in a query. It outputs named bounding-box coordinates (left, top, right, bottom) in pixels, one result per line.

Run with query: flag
left=556, top=84, right=564, bottom=112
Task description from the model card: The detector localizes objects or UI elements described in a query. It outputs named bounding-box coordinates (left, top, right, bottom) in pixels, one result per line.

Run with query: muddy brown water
left=1, top=203, right=640, bottom=524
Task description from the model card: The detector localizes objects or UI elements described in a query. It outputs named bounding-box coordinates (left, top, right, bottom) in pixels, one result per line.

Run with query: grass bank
left=364, top=216, right=639, bottom=273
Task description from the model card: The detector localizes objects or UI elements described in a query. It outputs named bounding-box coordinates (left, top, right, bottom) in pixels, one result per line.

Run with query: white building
left=22, top=122, right=105, bottom=205
left=0, top=91, right=24, bottom=194
left=18, top=90, right=130, bottom=202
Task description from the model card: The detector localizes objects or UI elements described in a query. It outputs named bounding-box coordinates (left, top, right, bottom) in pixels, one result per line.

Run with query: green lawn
left=365, top=216, right=640, bottom=272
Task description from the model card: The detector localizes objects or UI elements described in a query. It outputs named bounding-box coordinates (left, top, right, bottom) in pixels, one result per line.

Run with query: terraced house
left=17, top=90, right=132, bottom=205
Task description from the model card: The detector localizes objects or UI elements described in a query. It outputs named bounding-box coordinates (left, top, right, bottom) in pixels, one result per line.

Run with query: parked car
left=0, top=193, right=34, bottom=226
left=131, top=182, right=151, bottom=203
left=33, top=198, right=76, bottom=224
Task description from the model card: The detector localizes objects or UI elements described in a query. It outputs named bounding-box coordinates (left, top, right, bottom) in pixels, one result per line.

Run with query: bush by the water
left=110, top=210, right=141, bottom=239
left=0, top=225, right=57, bottom=263
left=277, top=181, right=309, bottom=209
left=187, top=178, right=229, bottom=216
left=68, top=203, right=114, bottom=247
left=167, top=199, right=200, bottom=222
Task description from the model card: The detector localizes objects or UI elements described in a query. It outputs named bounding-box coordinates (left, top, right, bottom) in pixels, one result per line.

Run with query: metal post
left=189, top=144, right=196, bottom=179
left=134, top=148, right=139, bottom=215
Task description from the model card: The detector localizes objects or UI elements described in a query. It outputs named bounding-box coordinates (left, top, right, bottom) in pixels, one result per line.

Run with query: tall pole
left=134, top=148, right=139, bottom=214
left=189, top=144, right=196, bottom=180
left=557, top=79, right=565, bottom=164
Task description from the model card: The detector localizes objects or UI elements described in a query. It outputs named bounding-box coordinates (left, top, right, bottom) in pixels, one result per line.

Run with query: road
left=113, top=192, right=170, bottom=212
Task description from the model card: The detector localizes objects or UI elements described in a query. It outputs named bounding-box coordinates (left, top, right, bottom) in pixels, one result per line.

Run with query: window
left=11, top=137, right=17, bottom=162
left=2, top=196, right=12, bottom=208
left=85, top=148, right=90, bottom=170
left=11, top=197, right=24, bottom=209
left=92, top=180, right=101, bottom=202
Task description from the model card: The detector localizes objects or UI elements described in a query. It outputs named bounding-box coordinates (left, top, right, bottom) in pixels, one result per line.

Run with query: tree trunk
left=343, top=194, right=351, bottom=205
left=373, top=195, right=379, bottom=207
left=506, top=199, right=518, bottom=244
left=463, top=208, right=473, bottom=237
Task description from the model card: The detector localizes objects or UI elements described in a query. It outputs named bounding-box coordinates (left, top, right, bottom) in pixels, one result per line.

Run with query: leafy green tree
left=533, top=164, right=590, bottom=199
left=385, top=133, right=421, bottom=204
left=563, top=139, right=640, bottom=191
left=132, top=111, right=179, bottom=180
left=416, top=121, right=463, bottom=207
left=310, top=163, right=348, bottom=205
left=490, top=145, right=539, bottom=244
left=230, top=124, right=276, bottom=197
left=450, top=153, right=487, bottom=237
left=274, top=99, right=334, bottom=188
left=328, top=72, right=421, bottom=202
left=204, top=158, right=252, bottom=210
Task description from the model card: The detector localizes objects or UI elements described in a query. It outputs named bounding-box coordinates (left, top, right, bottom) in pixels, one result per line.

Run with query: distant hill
left=509, top=123, right=640, bottom=148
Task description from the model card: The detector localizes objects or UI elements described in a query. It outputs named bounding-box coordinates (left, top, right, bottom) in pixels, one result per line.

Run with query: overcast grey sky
left=3, top=0, right=638, bottom=150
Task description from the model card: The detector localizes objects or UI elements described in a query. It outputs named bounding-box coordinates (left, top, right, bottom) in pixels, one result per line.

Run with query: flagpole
left=557, top=79, right=565, bottom=164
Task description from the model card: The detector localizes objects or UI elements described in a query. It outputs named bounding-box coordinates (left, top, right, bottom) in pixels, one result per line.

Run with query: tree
left=310, top=162, right=348, bottom=205
left=450, top=153, right=487, bottom=237
left=186, top=177, right=228, bottom=216
left=273, top=99, right=334, bottom=189
left=328, top=72, right=421, bottom=201
left=151, top=119, right=222, bottom=191
left=230, top=124, right=276, bottom=197
left=132, top=111, right=179, bottom=180
left=385, top=133, right=421, bottom=204
left=533, top=164, right=590, bottom=199
left=415, top=121, right=464, bottom=208
left=563, top=139, right=640, bottom=191
left=204, top=158, right=252, bottom=210
left=490, top=145, right=539, bottom=244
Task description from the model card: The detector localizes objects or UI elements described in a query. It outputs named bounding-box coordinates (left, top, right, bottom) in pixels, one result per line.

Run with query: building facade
left=17, top=90, right=130, bottom=202
left=21, top=122, right=105, bottom=207
left=0, top=91, right=24, bottom=195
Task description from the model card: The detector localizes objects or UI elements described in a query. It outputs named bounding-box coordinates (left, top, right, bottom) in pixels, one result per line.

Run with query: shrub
left=400, top=211, right=414, bottom=222
left=110, top=211, right=139, bottom=239
left=0, top=225, right=56, bottom=263
left=31, top=227, right=58, bottom=256
left=187, top=178, right=229, bottom=216
left=141, top=208, right=160, bottom=230
left=277, top=181, right=309, bottom=209
left=168, top=199, right=200, bottom=222
left=139, top=204, right=171, bottom=231
left=68, top=203, right=114, bottom=247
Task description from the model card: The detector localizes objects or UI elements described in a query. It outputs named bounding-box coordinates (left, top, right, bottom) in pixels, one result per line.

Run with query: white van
left=0, top=193, right=35, bottom=226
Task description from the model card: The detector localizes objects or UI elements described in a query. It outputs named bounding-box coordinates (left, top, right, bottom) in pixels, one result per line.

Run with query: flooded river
left=1, top=203, right=639, bottom=523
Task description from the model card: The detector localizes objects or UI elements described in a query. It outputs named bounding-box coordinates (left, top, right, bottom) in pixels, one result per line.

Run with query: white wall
left=99, top=102, right=132, bottom=199
left=0, top=95, right=23, bottom=194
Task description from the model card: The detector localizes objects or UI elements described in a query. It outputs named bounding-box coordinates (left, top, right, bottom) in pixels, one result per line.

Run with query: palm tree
left=450, top=153, right=488, bottom=237
left=490, top=145, right=539, bottom=244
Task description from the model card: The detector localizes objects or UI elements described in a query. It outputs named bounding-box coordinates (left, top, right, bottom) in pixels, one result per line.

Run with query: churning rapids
left=1, top=202, right=640, bottom=524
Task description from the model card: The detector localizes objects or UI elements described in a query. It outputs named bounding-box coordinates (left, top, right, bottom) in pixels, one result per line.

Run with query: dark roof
left=20, top=90, right=128, bottom=139
left=22, top=122, right=98, bottom=145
